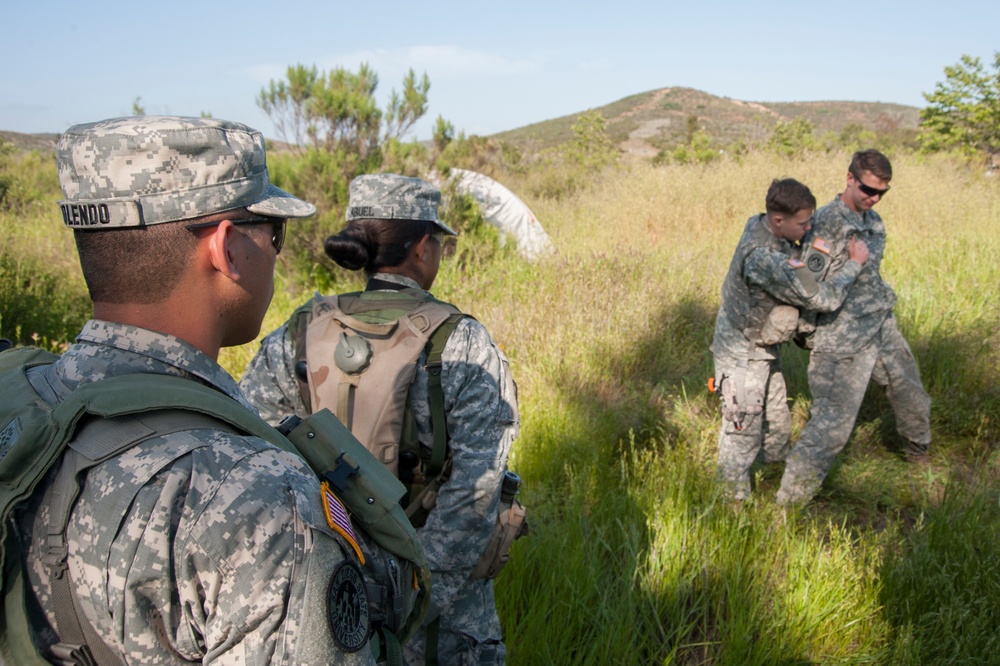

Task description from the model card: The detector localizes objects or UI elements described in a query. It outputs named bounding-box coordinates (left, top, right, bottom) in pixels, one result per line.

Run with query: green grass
left=4, top=144, right=999, bottom=664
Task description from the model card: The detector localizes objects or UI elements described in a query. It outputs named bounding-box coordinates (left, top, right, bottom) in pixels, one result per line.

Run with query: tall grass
left=5, top=145, right=999, bottom=664
left=0, top=147, right=90, bottom=346
left=431, top=150, right=998, bottom=664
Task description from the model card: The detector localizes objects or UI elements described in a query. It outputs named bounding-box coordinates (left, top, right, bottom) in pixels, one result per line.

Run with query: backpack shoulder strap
left=37, top=411, right=229, bottom=666
left=402, top=313, right=469, bottom=526
left=423, top=313, right=466, bottom=478
left=0, top=355, right=241, bottom=666
left=288, top=298, right=319, bottom=413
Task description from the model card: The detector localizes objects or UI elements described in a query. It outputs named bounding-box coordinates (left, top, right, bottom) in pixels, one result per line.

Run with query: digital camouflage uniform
left=14, top=320, right=372, bottom=665
left=777, top=196, right=932, bottom=504
left=3, top=116, right=380, bottom=664
left=242, top=271, right=519, bottom=666
left=712, top=214, right=863, bottom=500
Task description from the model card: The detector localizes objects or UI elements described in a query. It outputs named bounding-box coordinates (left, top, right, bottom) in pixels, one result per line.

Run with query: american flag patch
left=321, top=481, right=365, bottom=564
left=812, top=238, right=832, bottom=254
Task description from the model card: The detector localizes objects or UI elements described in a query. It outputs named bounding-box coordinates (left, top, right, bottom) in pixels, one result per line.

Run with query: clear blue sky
left=3, top=0, right=996, bottom=142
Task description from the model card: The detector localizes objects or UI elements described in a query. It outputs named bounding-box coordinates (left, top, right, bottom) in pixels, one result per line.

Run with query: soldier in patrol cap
left=8, top=116, right=377, bottom=664
left=242, top=173, right=519, bottom=664
left=777, top=150, right=933, bottom=505
left=712, top=178, right=870, bottom=501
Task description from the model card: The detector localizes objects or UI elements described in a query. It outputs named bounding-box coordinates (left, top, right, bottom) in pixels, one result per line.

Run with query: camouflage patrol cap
left=56, top=116, right=316, bottom=229
left=346, top=174, right=458, bottom=235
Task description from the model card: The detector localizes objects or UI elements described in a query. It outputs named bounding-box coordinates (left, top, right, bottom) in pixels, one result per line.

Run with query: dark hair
left=324, top=218, right=438, bottom=274
left=73, top=207, right=265, bottom=305
left=765, top=178, right=816, bottom=216
left=849, top=149, right=892, bottom=181
left=74, top=221, right=199, bottom=304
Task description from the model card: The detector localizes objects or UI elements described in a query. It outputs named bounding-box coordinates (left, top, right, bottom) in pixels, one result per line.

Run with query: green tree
left=132, top=96, right=145, bottom=115
left=685, top=114, right=699, bottom=145
left=665, top=129, right=717, bottom=165
left=432, top=115, right=456, bottom=155
left=255, top=63, right=433, bottom=280
left=920, top=52, right=1000, bottom=158
left=384, top=70, right=431, bottom=141
left=838, top=122, right=877, bottom=152
left=258, top=63, right=430, bottom=161
left=257, top=64, right=317, bottom=152
left=565, top=110, right=618, bottom=170
left=768, top=118, right=818, bottom=157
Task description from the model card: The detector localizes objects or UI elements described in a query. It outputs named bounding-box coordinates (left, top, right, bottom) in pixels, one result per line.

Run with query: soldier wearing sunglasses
left=777, top=149, right=932, bottom=505
left=4, top=116, right=385, bottom=664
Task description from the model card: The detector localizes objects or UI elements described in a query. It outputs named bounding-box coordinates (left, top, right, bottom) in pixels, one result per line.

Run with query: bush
left=768, top=118, right=820, bottom=157
left=0, top=252, right=90, bottom=347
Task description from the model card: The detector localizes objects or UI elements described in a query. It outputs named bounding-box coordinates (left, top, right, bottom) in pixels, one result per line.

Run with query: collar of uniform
left=368, top=272, right=423, bottom=292
left=74, top=319, right=254, bottom=411
left=756, top=213, right=794, bottom=252
left=830, top=194, right=876, bottom=230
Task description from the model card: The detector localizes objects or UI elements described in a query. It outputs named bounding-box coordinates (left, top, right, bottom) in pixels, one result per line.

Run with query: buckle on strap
left=324, top=452, right=360, bottom=493
left=41, top=537, right=70, bottom=577
left=49, top=642, right=99, bottom=666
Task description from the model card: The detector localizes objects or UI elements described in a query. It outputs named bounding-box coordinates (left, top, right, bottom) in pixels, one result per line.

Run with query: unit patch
left=807, top=253, right=826, bottom=272
left=806, top=237, right=833, bottom=275
left=327, top=560, right=370, bottom=652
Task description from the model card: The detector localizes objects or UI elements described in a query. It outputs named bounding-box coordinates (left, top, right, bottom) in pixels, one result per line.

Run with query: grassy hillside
left=1, top=88, right=920, bottom=162
left=0, top=130, right=59, bottom=152
left=4, top=140, right=999, bottom=664
left=494, top=87, right=920, bottom=157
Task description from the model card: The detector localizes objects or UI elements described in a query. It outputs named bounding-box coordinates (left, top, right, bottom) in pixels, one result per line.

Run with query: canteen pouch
left=278, top=409, right=430, bottom=641
left=471, top=471, right=529, bottom=580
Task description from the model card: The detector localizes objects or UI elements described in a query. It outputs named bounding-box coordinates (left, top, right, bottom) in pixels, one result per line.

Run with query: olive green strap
left=424, top=315, right=463, bottom=479
left=290, top=302, right=314, bottom=414
left=369, top=626, right=403, bottom=666
left=425, top=616, right=441, bottom=666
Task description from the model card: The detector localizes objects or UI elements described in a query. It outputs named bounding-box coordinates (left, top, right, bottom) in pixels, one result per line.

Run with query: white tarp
left=448, top=168, right=555, bottom=260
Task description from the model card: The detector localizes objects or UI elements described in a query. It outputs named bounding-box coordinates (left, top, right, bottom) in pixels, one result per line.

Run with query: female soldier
left=241, top=174, right=519, bottom=665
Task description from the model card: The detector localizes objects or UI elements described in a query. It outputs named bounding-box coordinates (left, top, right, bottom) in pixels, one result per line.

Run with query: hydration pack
left=291, top=287, right=528, bottom=578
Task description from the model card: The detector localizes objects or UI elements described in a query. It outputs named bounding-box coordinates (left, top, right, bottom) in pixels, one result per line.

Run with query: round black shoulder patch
left=327, top=560, right=370, bottom=652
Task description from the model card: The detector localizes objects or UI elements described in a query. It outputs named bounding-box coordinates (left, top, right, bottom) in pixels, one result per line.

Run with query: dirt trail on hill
left=617, top=88, right=675, bottom=158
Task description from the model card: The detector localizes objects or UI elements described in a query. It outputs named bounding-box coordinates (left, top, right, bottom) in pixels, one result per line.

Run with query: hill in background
left=493, top=87, right=920, bottom=158
left=0, top=130, right=60, bottom=152
left=1, top=87, right=921, bottom=159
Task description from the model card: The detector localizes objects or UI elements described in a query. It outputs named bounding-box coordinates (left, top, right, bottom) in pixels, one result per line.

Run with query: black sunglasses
left=850, top=171, right=890, bottom=198
left=186, top=216, right=286, bottom=254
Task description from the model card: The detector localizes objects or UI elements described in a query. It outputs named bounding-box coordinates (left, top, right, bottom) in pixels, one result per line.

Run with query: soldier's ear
left=205, top=220, right=242, bottom=282
left=413, top=233, right=432, bottom=263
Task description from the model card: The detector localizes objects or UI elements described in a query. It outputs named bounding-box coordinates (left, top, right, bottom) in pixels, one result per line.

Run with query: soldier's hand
left=848, top=237, right=870, bottom=265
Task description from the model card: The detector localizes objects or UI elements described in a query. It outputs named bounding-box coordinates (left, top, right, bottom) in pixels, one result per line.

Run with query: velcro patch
left=321, top=481, right=365, bottom=565
left=811, top=238, right=832, bottom=254
left=0, top=418, right=20, bottom=463
left=787, top=258, right=805, bottom=268
left=327, top=561, right=370, bottom=652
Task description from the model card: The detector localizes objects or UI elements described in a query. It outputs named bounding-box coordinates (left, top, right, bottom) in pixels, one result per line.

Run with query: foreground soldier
left=242, top=174, right=520, bottom=665
left=0, top=116, right=378, bottom=664
left=712, top=178, right=869, bottom=501
left=778, top=150, right=932, bottom=505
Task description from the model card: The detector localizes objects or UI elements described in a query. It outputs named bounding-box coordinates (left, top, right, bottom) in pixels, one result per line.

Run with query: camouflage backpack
left=0, top=347, right=429, bottom=665
left=291, top=286, right=528, bottom=574
left=291, top=287, right=464, bottom=528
